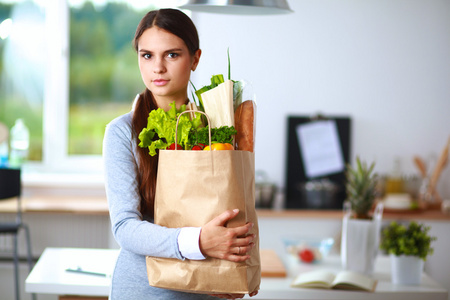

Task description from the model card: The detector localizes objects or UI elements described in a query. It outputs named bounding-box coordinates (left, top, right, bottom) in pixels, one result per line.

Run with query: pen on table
left=65, top=266, right=109, bottom=277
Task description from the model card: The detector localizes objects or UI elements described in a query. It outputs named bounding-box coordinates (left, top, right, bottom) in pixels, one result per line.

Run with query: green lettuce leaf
left=138, top=101, right=204, bottom=156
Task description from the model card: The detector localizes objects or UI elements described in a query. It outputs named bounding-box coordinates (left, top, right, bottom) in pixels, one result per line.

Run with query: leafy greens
left=138, top=101, right=236, bottom=156
left=138, top=102, right=202, bottom=156
left=188, top=126, right=237, bottom=146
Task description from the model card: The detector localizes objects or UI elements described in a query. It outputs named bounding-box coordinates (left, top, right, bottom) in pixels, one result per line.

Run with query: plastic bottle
left=0, top=122, right=9, bottom=167
left=0, top=140, right=8, bottom=167
left=9, top=118, right=30, bottom=168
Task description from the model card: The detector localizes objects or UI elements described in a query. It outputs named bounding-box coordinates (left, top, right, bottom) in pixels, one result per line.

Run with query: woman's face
left=137, top=26, right=201, bottom=110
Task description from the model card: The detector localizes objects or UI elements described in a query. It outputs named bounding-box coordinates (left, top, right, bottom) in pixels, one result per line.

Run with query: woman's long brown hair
left=131, top=9, right=199, bottom=218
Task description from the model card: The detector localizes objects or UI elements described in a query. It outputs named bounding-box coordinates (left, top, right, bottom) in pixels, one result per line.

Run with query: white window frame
left=43, top=0, right=71, bottom=171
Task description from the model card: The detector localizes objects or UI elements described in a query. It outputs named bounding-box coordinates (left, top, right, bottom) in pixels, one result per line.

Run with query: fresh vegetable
left=203, top=143, right=234, bottom=151
left=188, top=126, right=237, bottom=147
left=298, top=248, right=315, bottom=263
left=138, top=102, right=202, bottom=156
left=227, top=48, right=244, bottom=109
left=138, top=101, right=236, bottom=156
left=167, top=143, right=183, bottom=150
left=191, top=145, right=204, bottom=150
left=193, top=51, right=245, bottom=127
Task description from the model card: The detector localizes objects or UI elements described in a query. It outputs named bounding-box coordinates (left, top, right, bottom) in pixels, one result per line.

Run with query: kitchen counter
left=1, top=195, right=449, bottom=220
left=257, top=207, right=450, bottom=221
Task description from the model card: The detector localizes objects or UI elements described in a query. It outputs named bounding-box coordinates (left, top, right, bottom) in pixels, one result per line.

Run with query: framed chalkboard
left=284, top=115, right=351, bottom=209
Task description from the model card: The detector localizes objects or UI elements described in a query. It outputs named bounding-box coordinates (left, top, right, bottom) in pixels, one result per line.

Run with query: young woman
left=103, top=9, right=258, bottom=300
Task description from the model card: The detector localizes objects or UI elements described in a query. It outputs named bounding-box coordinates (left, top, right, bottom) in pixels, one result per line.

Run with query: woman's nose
left=153, top=57, right=166, bottom=74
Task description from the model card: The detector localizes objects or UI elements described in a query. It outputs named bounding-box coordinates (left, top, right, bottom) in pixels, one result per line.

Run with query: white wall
left=189, top=0, right=450, bottom=199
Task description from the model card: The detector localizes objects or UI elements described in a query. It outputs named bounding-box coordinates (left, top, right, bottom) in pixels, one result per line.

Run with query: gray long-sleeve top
left=103, top=111, right=219, bottom=299
left=103, top=111, right=183, bottom=259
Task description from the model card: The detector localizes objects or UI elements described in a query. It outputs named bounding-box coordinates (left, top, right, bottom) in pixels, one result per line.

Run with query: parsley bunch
left=188, top=126, right=237, bottom=146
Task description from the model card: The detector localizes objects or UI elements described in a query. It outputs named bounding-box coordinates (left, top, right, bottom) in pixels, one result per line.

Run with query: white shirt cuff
left=178, top=227, right=206, bottom=260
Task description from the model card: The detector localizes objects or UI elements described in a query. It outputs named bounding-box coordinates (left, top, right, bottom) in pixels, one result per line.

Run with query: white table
left=26, top=247, right=448, bottom=300
left=25, top=248, right=118, bottom=299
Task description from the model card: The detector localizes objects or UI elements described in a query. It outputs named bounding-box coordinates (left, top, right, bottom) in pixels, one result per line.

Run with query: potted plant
left=380, top=221, right=436, bottom=285
left=345, top=157, right=378, bottom=219
left=341, top=157, right=383, bottom=275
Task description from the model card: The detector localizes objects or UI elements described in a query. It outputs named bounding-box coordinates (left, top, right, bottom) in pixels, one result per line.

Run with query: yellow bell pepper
left=203, top=143, right=234, bottom=151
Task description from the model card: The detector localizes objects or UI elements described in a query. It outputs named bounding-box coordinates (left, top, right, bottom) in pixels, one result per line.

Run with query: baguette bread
left=235, top=100, right=256, bottom=152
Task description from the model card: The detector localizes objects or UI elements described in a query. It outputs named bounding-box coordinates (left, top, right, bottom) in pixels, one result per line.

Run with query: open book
left=291, top=270, right=377, bottom=292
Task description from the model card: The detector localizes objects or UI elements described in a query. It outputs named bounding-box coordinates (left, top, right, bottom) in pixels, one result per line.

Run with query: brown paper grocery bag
left=146, top=149, right=261, bottom=294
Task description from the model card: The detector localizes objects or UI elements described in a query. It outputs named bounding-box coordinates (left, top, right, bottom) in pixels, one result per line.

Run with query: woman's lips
left=153, top=79, right=169, bottom=87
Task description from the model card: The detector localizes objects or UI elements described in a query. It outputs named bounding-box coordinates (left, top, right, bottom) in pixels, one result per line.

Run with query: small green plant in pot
left=345, top=157, right=378, bottom=219
left=380, top=221, right=437, bottom=285
left=380, top=221, right=436, bottom=260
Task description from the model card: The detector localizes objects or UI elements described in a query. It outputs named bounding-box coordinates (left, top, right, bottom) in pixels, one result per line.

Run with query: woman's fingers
left=234, top=242, right=256, bottom=255
left=232, top=221, right=254, bottom=237
left=209, top=210, right=254, bottom=235
left=223, top=239, right=256, bottom=261
left=231, top=233, right=256, bottom=255
left=210, top=209, right=240, bottom=227
left=226, top=252, right=253, bottom=262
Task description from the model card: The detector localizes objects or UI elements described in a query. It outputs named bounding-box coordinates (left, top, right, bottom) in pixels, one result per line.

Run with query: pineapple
left=345, top=157, right=378, bottom=219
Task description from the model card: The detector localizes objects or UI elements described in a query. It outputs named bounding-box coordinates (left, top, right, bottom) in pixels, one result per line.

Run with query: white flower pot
left=390, top=254, right=424, bottom=285
left=341, top=203, right=383, bottom=275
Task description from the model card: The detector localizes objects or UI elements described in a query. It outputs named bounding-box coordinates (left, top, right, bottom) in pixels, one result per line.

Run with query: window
left=68, top=1, right=147, bottom=156
left=0, top=1, right=45, bottom=162
left=0, top=0, right=180, bottom=178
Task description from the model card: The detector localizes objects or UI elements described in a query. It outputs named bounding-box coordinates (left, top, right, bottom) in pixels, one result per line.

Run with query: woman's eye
left=143, top=53, right=151, bottom=59
left=167, top=53, right=179, bottom=59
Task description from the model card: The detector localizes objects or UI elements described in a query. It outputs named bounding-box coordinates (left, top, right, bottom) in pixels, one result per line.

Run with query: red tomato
left=298, top=248, right=315, bottom=263
left=167, top=143, right=183, bottom=150
left=191, top=145, right=203, bottom=150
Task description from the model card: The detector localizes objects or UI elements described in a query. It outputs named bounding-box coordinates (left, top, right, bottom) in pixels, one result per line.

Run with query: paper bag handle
left=175, top=110, right=212, bottom=150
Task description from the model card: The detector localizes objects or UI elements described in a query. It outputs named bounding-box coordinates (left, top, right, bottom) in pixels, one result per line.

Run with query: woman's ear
left=191, top=49, right=202, bottom=71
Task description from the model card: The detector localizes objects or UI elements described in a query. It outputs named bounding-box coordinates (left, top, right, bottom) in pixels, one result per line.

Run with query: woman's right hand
left=199, top=209, right=255, bottom=262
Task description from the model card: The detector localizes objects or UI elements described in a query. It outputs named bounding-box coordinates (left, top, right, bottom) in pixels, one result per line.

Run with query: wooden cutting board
left=260, top=249, right=287, bottom=277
